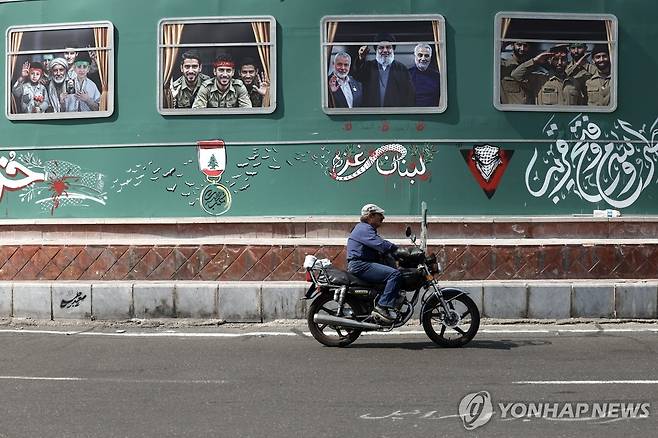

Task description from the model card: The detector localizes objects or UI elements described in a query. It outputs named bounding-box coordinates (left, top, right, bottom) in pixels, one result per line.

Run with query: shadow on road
left=347, top=339, right=552, bottom=350
left=466, top=339, right=552, bottom=349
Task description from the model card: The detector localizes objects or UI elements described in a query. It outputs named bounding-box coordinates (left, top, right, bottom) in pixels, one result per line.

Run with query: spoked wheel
left=307, top=293, right=363, bottom=347
left=421, top=288, right=480, bottom=347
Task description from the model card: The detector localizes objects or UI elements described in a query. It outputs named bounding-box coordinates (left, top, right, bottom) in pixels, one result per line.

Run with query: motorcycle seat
left=321, top=266, right=384, bottom=289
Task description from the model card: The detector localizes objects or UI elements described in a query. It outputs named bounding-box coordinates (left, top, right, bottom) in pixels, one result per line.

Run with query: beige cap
left=361, top=203, right=385, bottom=215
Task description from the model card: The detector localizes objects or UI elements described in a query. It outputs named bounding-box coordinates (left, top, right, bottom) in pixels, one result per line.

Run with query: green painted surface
left=0, top=0, right=657, bottom=218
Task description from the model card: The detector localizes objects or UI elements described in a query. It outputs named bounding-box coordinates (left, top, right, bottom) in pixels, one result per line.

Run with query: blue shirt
left=347, top=222, right=397, bottom=262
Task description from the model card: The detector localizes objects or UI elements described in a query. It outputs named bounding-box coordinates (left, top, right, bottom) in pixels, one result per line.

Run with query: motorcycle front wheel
left=421, top=288, right=480, bottom=347
left=307, top=292, right=363, bottom=347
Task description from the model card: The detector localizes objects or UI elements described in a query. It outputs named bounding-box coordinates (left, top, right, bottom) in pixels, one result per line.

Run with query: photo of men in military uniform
left=499, top=41, right=531, bottom=104
left=159, top=19, right=274, bottom=113
left=167, top=51, right=210, bottom=109
left=511, top=45, right=586, bottom=106
left=497, top=16, right=615, bottom=110
left=192, top=54, right=252, bottom=109
left=585, top=44, right=612, bottom=106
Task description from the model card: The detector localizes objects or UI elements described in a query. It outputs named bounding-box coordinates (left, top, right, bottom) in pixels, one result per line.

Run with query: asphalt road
left=0, top=323, right=657, bottom=437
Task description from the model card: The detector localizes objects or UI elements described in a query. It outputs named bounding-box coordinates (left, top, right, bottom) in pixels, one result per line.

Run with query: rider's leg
left=348, top=261, right=401, bottom=308
left=377, top=268, right=401, bottom=308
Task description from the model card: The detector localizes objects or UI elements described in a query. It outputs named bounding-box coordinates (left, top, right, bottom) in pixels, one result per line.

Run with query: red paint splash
left=416, top=121, right=425, bottom=131
left=381, top=121, right=389, bottom=132
left=344, top=121, right=352, bottom=131
left=48, top=176, right=77, bottom=215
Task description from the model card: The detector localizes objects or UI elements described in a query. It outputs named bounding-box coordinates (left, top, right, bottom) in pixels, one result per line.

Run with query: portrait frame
left=493, top=11, right=618, bottom=113
left=157, top=16, right=277, bottom=116
left=321, top=14, right=447, bottom=115
left=5, top=20, right=115, bottom=120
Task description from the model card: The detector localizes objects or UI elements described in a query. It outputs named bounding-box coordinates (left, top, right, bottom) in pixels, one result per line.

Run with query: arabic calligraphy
left=525, top=115, right=658, bottom=208
left=329, top=143, right=430, bottom=182
left=0, top=150, right=45, bottom=200
left=60, top=291, right=87, bottom=309
left=359, top=410, right=458, bottom=421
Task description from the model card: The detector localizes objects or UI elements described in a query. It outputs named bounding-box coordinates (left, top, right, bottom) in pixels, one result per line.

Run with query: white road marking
left=515, top=380, right=658, bottom=385
left=481, top=328, right=658, bottom=334
left=0, top=329, right=297, bottom=337
left=0, top=376, right=226, bottom=384
left=0, top=326, right=656, bottom=338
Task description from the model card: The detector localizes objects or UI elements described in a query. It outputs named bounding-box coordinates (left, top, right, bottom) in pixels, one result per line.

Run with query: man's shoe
left=372, top=305, right=397, bottom=323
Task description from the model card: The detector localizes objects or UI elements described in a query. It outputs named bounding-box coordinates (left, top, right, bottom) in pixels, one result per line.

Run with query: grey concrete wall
left=1, top=281, right=657, bottom=321
left=92, top=282, right=133, bottom=319
left=52, top=283, right=92, bottom=319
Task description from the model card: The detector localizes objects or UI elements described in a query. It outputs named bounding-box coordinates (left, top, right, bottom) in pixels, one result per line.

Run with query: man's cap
left=75, top=51, right=92, bottom=65
left=49, top=57, right=68, bottom=71
left=28, top=61, right=44, bottom=72
left=569, top=42, right=587, bottom=49
left=592, top=44, right=609, bottom=56
left=549, top=44, right=570, bottom=54
left=361, top=203, right=385, bottom=216
left=373, top=32, right=396, bottom=50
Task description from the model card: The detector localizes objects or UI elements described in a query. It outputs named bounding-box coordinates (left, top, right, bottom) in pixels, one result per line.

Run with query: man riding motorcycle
left=346, top=203, right=401, bottom=322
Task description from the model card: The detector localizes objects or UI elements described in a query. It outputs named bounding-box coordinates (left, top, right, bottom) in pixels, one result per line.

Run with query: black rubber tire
left=307, top=293, right=363, bottom=347
left=421, top=289, right=480, bottom=347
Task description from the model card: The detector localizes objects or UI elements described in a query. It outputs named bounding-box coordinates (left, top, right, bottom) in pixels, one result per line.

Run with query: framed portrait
left=321, top=14, right=447, bottom=115
left=494, top=12, right=618, bottom=112
left=5, top=21, right=114, bottom=120
left=157, top=16, right=276, bottom=115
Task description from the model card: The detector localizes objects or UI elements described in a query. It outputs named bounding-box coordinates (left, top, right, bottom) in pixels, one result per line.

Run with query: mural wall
left=1, top=0, right=658, bottom=218
left=2, top=113, right=658, bottom=217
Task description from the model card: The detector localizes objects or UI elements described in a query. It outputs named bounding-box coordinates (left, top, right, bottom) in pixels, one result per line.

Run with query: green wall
left=1, top=0, right=657, bottom=218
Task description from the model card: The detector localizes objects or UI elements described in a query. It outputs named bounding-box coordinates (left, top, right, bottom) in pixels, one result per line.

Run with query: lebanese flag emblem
left=461, top=144, right=513, bottom=199
left=197, top=140, right=226, bottom=179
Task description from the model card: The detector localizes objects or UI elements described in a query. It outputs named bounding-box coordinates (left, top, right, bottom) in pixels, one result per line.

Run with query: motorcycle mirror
left=405, top=226, right=416, bottom=243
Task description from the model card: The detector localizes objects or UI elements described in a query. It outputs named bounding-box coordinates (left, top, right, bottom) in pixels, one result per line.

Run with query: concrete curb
left=1, top=280, right=657, bottom=321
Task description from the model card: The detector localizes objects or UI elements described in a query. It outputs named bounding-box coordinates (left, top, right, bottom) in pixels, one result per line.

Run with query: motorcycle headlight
left=427, top=254, right=440, bottom=274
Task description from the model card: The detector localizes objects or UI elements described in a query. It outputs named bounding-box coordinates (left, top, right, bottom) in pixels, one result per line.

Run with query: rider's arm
left=351, top=223, right=398, bottom=254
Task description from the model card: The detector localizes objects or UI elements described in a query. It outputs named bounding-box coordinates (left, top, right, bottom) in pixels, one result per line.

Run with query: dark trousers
left=348, top=260, right=401, bottom=308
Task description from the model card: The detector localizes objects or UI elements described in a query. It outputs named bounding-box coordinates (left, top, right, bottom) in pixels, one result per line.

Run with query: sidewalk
left=1, top=318, right=657, bottom=337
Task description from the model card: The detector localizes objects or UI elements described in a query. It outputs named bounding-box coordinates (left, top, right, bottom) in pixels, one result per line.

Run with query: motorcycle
left=303, top=204, right=480, bottom=347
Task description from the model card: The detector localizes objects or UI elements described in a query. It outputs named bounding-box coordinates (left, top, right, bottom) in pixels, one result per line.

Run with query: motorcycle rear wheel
left=421, top=289, right=480, bottom=347
left=307, top=293, right=363, bottom=347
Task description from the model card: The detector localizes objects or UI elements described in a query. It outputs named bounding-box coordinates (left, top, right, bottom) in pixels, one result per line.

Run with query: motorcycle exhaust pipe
left=313, top=314, right=382, bottom=330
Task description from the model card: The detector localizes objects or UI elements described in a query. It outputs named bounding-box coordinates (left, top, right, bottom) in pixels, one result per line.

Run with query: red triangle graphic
left=461, top=148, right=514, bottom=199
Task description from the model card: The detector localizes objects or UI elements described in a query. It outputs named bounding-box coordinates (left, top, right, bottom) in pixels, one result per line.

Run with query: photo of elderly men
left=7, top=22, right=113, bottom=119
left=323, top=16, right=446, bottom=113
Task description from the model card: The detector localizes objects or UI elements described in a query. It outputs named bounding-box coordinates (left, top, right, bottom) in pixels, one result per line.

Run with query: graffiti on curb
left=60, top=291, right=87, bottom=309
